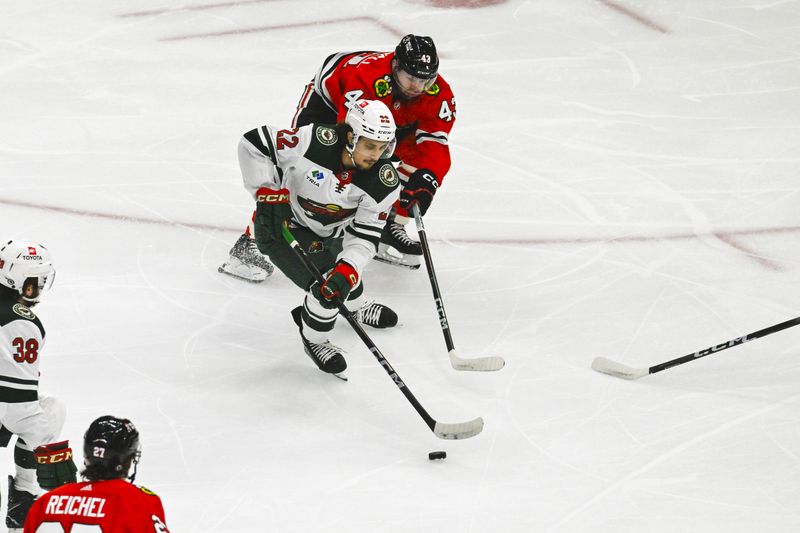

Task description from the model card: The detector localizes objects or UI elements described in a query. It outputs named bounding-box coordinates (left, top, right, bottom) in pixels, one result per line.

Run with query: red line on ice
left=2, top=196, right=796, bottom=270
left=119, top=0, right=294, bottom=18
left=159, top=15, right=405, bottom=42
left=598, top=0, right=669, bottom=34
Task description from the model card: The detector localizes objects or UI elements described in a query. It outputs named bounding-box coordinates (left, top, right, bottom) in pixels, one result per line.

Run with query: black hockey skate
left=355, top=301, right=398, bottom=329
left=218, top=233, right=275, bottom=283
left=291, top=307, right=347, bottom=379
left=374, top=214, right=422, bottom=270
left=6, top=476, right=35, bottom=530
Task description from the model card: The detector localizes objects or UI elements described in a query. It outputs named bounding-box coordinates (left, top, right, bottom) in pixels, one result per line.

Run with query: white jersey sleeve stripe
left=416, top=129, right=449, bottom=145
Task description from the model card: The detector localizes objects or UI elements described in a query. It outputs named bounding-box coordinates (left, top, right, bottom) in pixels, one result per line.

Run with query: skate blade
left=372, top=255, right=421, bottom=270
left=217, top=264, right=267, bottom=283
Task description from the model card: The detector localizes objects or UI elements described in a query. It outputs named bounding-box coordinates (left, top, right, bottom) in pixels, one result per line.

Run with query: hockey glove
left=311, top=261, right=359, bottom=309
left=253, top=188, right=292, bottom=250
left=399, top=169, right=438, bottom=216
left=34, top=441, right=77, bottom=490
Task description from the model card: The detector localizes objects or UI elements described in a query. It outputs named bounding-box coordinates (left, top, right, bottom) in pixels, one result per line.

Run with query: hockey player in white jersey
left=0, top=240, right=77, bottom=531
left=239, top=99, right=401, bottom=376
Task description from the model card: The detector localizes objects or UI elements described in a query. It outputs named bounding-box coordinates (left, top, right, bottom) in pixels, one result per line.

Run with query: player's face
left=393, top=65, right=436, bottom=99
left=352, top=137, right=390, bottom=170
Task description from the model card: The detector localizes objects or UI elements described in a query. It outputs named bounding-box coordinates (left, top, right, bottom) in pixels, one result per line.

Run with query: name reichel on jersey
left=239, top=122, right=401, bottom=276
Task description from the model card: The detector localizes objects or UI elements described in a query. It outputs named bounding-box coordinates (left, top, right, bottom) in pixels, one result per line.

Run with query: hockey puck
left=428, top=451, right=446, bottom=460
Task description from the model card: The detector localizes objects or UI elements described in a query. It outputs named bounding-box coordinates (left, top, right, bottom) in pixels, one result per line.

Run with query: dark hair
left=81, top=457, right=134, bottom=482
left=333, top=122, right=354, bottom=149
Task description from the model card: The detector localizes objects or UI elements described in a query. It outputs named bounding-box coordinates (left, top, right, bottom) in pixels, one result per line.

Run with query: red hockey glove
left=399, top=169, right=438, bottom=216
left=253, top=187, right=292, bottom=250
left=34, top=440, right=78, bottom=490
left=311, top=261, right=359, bottom=309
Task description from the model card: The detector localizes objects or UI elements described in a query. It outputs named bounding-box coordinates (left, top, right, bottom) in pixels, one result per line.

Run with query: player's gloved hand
left=310, top=261, right=359, bottom=309
left=399, top=169, right=438, bottom=216
left=253, top=188, right=292, bottom=250
left=34, top=440, right=78, bottom=490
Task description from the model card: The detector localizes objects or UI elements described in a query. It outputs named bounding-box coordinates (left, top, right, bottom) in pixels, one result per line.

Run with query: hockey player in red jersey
left=219, top=34, right=454, bottom=278
left=24, top=416, right=170, bottom=533
left=0, top=240, right=78, bottom=531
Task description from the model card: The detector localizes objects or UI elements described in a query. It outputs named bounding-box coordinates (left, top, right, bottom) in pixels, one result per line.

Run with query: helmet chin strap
left=128, top=454, right=140, bottom=483
left=346, top=135, right=358, bottom=166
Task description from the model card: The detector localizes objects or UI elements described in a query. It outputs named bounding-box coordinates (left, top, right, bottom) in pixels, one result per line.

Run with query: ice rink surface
left=2, top=0, right=800, bottom=531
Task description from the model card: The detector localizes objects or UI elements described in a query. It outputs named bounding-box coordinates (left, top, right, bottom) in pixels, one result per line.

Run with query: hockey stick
left=592, top=315, right=800, bottom=380
left=282, top=223, right=484, bottom=440
left=411, top=205, right=505, bottom=371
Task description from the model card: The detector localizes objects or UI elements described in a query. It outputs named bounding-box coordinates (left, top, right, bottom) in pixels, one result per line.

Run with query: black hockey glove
left=399, top=169, right=438, bottom=216
left=310, top=261, right=359, bottom=309
left=34, top=441, right=78, bottom=490
left=253, top=188, right=292, bottom=251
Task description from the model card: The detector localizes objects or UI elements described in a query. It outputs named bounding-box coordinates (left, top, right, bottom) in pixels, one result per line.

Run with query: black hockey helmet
left=83, top=416, right=140, bottom=479
left=394, top=34, right=439, bottom=80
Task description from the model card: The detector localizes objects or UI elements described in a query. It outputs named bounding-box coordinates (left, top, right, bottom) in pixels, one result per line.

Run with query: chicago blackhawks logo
left=373, top=76, right=392, bottom=98
left=378, top=164, right=398, bottom=187
left=315, top=126, right=338, bottom=146
left=425, top=83, right=441, bottom=96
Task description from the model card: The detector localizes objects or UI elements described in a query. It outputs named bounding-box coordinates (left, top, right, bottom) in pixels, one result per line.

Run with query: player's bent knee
left=39, top=395, right=67, bottom=437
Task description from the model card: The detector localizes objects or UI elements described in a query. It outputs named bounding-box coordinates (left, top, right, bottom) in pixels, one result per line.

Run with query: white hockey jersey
left=239, top=123, right=401, bottom=275
left=0, top=299, right=44, bottom=403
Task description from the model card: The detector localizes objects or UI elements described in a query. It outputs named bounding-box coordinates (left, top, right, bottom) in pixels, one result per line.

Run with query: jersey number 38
left=12, top=337, right=38, bottom=364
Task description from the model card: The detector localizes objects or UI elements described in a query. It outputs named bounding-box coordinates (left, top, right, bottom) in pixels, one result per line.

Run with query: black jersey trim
left=243, top=128, right=272, bottom=159
left=0, top=386, right=37, bottom=403
left=0, top=375, right=39, bottom=386
left=346, top=225, right=381, bottom=249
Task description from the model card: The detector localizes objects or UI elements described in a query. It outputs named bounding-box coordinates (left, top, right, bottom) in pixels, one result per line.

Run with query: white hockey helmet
left=0, top=240, right=55, bottom=303
left=345, top=99, right=397, bottom=157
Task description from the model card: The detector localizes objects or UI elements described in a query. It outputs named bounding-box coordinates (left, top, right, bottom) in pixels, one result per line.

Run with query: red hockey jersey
left=24, top=479, right=169, bottom=533
left=313, top=51, right=456, bottom=184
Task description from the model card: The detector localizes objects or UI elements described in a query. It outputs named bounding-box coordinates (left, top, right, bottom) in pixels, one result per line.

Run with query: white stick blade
left=591, top=357, right=649, bottom=380
left=449, top=350, right=505, bottom=372
left=433, top=417, right=484, bottom=440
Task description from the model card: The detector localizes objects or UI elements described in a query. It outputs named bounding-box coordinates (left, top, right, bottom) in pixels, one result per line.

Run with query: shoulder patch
left=425, top=83, right=441, bottom=96
left=315, top=126, right=338, bottom=146
left=138, top=485, right=158, bottom=496
left=12, top=304, right=36, bottom=321
left=378, top=163, right=399, bottom=187
left=373, top=75, right=393, bottom=98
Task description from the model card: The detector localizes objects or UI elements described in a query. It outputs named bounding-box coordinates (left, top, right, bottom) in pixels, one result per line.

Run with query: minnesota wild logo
left=12, top=304, right=36, bottom=320
left=316, top=126, right=338, bottom=146
left=378, top=164, right=398, bottom=187
left=374, top=76, right=392, bottom=98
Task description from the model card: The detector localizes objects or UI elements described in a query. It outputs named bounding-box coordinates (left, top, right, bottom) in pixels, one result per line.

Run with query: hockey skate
left=355, top=301, right=398, bottom=329
left=291, top=307, right=347, bottom=380
left=373, top=214, right=422, bottom=270
left=6, top=476, right=35, bottom=530
left=218, top=233, right=275, bottom=283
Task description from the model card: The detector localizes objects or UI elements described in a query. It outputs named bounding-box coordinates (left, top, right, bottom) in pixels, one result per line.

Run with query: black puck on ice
left=428, top=451, right=446, bottom=460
